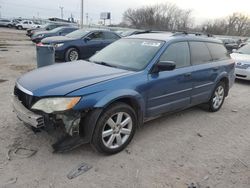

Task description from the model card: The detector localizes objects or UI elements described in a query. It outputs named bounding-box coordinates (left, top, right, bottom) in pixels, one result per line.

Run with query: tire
left=7, top=24, right=12, bottom=28
left=17, top=25, right=23, bottom=30
left=208, top=82, right=226, bottom=112
left=65, top=48, right=79, bottom=62
left=91, top=102, right=137, bottom=154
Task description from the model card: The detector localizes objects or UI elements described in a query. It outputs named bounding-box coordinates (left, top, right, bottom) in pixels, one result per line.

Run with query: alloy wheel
left=212, top=85, right=224, bottom=109
left=102, top=112, right=133, bottom=149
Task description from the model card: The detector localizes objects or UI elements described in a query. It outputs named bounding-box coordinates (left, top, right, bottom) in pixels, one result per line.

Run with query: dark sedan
left=31, top=26, right=78, bottom=43
left=41, top=29, right=121, bottom=62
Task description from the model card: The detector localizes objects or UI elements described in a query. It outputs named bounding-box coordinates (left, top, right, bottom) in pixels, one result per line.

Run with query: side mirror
left=151, top=61, right=176, bottom=73
left=84, top=37, right=91, bottom=42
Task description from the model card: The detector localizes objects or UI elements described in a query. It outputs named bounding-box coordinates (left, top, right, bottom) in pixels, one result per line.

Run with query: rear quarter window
left=206, top=43, right=230, bottom=61
left=189, top=41, right=212, bottom=65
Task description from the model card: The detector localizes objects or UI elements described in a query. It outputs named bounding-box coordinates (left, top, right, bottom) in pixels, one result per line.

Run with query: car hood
left=17, top=60, right=133, bottom=96
left=230, top=53, right=250, bottom=63
left=41, top=36, right=75, bottom=44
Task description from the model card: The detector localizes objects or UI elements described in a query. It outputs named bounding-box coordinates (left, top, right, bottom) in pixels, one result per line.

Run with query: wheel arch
left=64, top=46, right=80, bottom=60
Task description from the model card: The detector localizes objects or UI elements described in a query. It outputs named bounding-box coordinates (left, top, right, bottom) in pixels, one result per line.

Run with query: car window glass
left=189, top=42, right=212, bottom=65
left=88, top=32, right=104, bottom=40
left=206, top=43, right=229, bottom=61
left=160, top=42, right=190, bottom=68
left=104, top=32, right=120, bottom=40
left=23, top=21, right=28, bottom=24
left=89, top=39, right=164, bottom=71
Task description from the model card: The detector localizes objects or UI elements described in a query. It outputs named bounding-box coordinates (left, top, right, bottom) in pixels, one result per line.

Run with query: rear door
left=147, top=41, right=193, bottom=117
left=189, top=41, right=220, bottom=105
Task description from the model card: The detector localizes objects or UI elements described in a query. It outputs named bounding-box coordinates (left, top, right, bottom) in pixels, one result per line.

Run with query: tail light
left=36, top=42, right=43, bottom=47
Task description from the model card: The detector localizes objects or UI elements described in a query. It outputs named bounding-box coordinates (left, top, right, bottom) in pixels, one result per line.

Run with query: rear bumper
left=13, top=96, right=45, bottom=128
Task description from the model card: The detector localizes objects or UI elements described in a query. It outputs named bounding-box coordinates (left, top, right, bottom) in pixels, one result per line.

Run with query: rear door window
left=104, top=32, right=120, bottom=40
left=160, top=42, right=191, bottom=68
left=206, top=43, right=229, bottom=61
left=189, top=41, right=212, bottom=65
left=88, top=32, right=104, bottom=40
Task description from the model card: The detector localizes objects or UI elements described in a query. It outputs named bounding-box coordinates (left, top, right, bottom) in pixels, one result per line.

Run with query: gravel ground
left=0, top=28, right=250, bottom=188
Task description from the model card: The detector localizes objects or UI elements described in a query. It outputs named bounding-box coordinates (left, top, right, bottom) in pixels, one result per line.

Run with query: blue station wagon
left=13, top=32, right=235, bottom=154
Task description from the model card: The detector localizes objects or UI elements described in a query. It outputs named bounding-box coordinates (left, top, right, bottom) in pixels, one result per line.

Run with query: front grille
left=14, top=86, right=39, bottom=109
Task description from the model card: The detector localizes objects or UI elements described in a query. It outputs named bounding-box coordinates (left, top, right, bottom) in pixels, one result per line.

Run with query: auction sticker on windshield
left=141, top=41, right=161, bottom=47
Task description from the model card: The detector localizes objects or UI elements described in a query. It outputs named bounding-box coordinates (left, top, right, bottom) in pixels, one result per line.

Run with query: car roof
left=126, top=32, right=223, bottom=44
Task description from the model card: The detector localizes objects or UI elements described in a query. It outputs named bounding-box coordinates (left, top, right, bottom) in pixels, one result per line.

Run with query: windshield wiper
left=91, top=61, right=118, bottom=68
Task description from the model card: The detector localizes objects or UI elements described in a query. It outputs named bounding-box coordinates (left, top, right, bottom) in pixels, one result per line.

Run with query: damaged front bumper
left=13, top=96, right=45, bottom=128
left=12, top=96, right=102, bottom=152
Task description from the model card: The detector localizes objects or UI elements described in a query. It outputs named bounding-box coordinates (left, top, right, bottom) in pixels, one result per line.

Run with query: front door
left=146, top=42, right=193, bottom=117
left=81, top=31, right=105, bottom=59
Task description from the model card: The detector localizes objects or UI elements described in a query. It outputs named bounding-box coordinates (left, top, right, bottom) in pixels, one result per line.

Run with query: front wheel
left=65, top=48, right=79, bottom=62
left=208, top=82, right=226, bottom=112
left=91, top=103, right=137, bottom=154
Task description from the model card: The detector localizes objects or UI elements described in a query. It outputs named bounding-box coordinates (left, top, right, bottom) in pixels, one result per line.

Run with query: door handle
left=184, top=73, right=191, bottom=77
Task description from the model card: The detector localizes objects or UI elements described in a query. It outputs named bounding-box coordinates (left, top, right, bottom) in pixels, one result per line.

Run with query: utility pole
left=0, top=5, right=2, bottom=18
left=86, top=13, right=88, bottom=26
left=80, top=0, right=84, bottom=28
left=59, top=6, right=64, bottom=19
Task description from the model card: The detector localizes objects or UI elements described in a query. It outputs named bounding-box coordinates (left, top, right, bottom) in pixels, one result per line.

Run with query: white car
left=16, top=20, right=41, bottom=30
left=230, top=44, right=250, bottom=80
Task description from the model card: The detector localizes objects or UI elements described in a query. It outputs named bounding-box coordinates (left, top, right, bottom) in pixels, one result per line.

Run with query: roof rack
left=172, top=31, right=214, bottom=37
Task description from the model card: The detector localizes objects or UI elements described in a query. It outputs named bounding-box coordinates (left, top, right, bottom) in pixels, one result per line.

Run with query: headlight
left=37, top=34, right=44, bottom=38
left=54, top=43, right=64, bottom=48
left=31, top=97, right=81, bottom=113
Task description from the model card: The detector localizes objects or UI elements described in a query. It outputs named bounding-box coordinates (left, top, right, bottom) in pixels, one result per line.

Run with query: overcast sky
left=1, top=0, right=250, bottom=25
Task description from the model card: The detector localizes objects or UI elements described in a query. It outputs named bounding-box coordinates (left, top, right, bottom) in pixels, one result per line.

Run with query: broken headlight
left=31, top=97, right=81, bottom=113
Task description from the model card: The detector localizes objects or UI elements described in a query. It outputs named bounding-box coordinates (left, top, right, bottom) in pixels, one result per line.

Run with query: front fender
left=94, top=89, right=145, bottom=110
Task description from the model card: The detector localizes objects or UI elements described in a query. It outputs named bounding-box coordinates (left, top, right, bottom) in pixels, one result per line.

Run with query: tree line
left=121, top=3, right=250, bottom=36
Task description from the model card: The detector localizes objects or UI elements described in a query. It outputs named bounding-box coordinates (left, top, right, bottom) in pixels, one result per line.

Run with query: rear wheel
left=91, top=103, right=137, bottom=154
left=7, top=24, right=12, bottom=28
left=65, top=48, right=79, bottom=62
left=208, top=82, right=226, bottom=112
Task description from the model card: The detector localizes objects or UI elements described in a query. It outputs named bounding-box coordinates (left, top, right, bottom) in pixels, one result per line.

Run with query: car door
left=189, top=41, right=219, bottom=105
left=80, top=31, right=105, bottom=59
left=146, top=41, right=193, bottom=117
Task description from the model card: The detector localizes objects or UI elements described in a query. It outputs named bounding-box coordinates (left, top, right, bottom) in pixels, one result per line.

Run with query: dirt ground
left=0, top=28, right=250, bottom=188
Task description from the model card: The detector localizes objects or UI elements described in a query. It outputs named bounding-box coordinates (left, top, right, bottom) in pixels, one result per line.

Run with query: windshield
left=237, top=44, right=250, bottom=55
left=66, top=29, right=88, bottom=38
left=89, top=38, right=164, bottom=71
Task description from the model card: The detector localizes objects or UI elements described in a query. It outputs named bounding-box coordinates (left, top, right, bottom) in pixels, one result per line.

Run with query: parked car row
left=0, top=18, right=42, bottom=29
